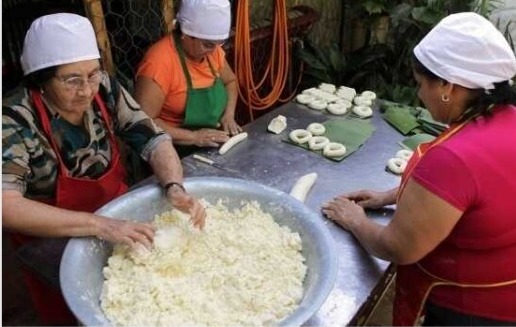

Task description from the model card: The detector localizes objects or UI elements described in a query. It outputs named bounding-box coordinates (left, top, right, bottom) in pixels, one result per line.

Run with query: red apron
left=393, top=121, right=516, bottom=325
left=10, top=90, right=128, bottom=325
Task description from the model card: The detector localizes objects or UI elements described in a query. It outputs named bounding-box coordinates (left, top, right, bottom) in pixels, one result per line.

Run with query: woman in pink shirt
left=322, top=12, right=516, bottom=326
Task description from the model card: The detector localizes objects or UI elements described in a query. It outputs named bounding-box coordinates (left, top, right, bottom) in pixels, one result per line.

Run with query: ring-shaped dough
left=395, top=149, right=414, bottom=161
left=327, top=103, right=349, bottom=115
left=306, top=123, right=326, bottom=136
left=323, top=142, right=346, bottom=158
left=289, top=129, right=312, bottom=145
left=360, top=90, right=377, bottom=100
left=308, top=136, right=330, bottom=150
left=308, top=99, right=328, bottom=111
left=387, top=157, right=407, bottom=175
left=352, top=105, right=373, bottom=118
left=353, top=96, right=373, bottom=107
left=296, top=94, right=315, bottom=105
left=302, top=87, right=318, bottom=95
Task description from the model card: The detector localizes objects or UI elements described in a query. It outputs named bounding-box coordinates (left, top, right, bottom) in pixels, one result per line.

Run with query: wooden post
left=162, top=0, right=175, bottom=34
left=83, top=0, right=115, bottom=75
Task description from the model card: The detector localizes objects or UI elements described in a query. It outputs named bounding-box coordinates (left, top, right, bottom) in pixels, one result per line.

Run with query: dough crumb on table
left=100, top=200, right=307, bottom=326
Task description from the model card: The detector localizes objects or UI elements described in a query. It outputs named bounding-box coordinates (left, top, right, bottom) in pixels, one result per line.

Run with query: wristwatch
left=164, top=182, right=185, bottom=194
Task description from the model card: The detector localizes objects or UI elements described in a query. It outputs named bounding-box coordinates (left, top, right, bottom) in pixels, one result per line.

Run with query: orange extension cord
left=235, top=0, right=300, bottom=120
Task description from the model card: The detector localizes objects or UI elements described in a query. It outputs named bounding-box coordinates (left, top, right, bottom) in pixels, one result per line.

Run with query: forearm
left=3, top=192, right=96, bottom=238
left=349, top=218, right=397, bottom=262
left=382, top=187, right=399, bottom=206
left=223, top=80, right=238, bottom=117
left=153, top=117, right=198, bottom=145
left=148, top=138, right=184, bottom=186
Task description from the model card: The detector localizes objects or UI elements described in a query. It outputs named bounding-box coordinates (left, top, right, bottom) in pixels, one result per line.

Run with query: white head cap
left=177, top=0, right=231, bottom=40
left=20, top=13, right=100, bottom=76
left=413, top=12, right=516, bottom=90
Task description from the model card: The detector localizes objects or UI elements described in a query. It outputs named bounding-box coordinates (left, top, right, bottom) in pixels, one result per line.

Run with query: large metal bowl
left=60, top=177, right=337, bottom=326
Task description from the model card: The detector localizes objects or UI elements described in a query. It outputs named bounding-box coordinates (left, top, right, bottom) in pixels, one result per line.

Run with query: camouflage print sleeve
left=98, top=74, right=169, bottom=162
left=2, top=105, right=32, bottom=194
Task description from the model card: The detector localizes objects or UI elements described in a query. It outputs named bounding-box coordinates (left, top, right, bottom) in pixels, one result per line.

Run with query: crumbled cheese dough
left=100, top=200, right=307, bottom=326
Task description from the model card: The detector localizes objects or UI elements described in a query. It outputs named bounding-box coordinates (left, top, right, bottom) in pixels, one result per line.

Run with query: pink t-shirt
left=411, top=105, right=516, bottom=321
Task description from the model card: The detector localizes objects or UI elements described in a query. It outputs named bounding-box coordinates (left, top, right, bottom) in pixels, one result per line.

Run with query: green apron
left=174, top=33, right=228, bottom=128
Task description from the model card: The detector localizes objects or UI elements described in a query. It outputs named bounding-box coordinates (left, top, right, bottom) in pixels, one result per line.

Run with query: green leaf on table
left=381, top=106, right=420, bottom=135
left=399, top=133, right=435, bottom=150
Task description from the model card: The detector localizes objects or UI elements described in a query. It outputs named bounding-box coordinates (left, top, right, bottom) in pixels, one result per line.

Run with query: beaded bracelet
left=163, top=182, right=185, bottom=193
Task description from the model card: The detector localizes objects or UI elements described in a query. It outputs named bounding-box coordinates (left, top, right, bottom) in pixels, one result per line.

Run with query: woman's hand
left=322, top=195, right=368, bottom=231
left=340, top=189, right=392, bottom=209
left=219, top=113, right=242, bottom=136
left=194, top=128, right=229, bottom=147
left=166, top=187, right=207, bottom=230
left=94, top=215, right=156, bottom=250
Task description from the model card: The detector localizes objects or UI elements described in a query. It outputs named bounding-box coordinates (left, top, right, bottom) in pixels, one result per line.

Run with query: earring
left=40, top=88, right=45, bottom=95
left=441, top=94, right=449, bottom=103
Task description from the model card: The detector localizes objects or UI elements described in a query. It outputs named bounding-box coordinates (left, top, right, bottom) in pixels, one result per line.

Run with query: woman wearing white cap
left=2, top=13, right=206, bottom=325
left=322, top=12, right=516, bottom=326
left=135, top=0, right=242, bottom=156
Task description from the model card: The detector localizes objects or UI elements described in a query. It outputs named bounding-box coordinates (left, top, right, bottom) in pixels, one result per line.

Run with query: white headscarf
left=413, top=12, right=516, bottom=90
left=20, top=13, right=100, bottom=76
left=177, top=0, right=231, bottom=40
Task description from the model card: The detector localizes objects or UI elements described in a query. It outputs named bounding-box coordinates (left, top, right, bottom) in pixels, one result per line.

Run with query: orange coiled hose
left=235, top=0, right=296, bottom=120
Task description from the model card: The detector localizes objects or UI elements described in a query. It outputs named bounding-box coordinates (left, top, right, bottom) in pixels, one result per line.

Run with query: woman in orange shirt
left=135, top=0, right=241, bottom=155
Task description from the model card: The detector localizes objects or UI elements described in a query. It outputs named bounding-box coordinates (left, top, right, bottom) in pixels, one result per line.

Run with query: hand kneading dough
left=289, top=172, right=318, bottom=202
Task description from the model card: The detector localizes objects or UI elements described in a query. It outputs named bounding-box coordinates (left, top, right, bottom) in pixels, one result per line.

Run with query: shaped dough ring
left=308, top=100, right=328, bottom=111
left=353, top=105, right=373, bottom=118
left=396, top=149, right=414, bottom=161
left=308, top=136, right=330, bottom=150
left=327, top=103, right=349, bottom=115
left=306, top=123, right=326, bottom=136
left=289, top=129, right=312, bottom=144
left=323, top=142, right=346, bottom=158
left=296, top=94, right=315, bottom=105
left=387, top=157, right=407, bottom=175
left=360, top=90, right=377, bottom=100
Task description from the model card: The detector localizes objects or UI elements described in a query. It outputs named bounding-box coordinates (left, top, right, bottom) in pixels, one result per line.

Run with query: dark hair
left=412, top=55, right=516, bottom=122
left=23, top=66, right=57, bottom=90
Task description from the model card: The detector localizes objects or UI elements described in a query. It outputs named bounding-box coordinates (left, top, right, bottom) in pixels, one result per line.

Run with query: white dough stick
left=219, top=132, right=248, bottom=155
left=289, top=172, right=318, bottom=202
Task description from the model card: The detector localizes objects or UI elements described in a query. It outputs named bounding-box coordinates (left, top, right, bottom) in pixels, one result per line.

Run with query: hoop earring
left=441, top=94, right=449, bottom=103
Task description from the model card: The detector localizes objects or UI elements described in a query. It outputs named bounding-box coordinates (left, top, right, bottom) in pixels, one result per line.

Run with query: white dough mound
left=100, top=200, right=307, bottom=326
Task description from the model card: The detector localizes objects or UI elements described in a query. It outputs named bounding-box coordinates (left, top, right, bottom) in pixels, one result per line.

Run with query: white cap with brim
left=20, top=13, right=101, bottom=76
left=177, top=0, right=231, bottom=40
left=413, top=12, right=516, bottom=90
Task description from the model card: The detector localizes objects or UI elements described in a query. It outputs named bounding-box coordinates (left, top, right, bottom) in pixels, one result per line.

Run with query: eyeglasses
left=54, top=70, right=104, bottom=90
left=198, top=38, right=226, bottom=49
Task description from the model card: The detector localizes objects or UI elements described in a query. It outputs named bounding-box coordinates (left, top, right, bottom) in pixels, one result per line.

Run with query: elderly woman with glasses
left=134, top=0, right=242, bottom=156
left=2, top=13, right=206, bottom=325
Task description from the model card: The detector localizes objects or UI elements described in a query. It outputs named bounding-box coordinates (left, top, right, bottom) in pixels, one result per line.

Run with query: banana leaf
left=284, top=118, right=375, bottom=162
left=381, top=106, right=420, bottom=135
left=399, top=133, right=435, bottom=150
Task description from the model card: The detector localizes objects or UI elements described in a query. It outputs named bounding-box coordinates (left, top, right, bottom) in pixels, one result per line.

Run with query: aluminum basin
left=60, top=177, right=337, bottom=326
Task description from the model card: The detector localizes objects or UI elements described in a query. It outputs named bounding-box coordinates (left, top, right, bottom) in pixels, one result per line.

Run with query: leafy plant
left=342, top=0, right=506, bottom=104
left=295, top=38, right=348, bottom=89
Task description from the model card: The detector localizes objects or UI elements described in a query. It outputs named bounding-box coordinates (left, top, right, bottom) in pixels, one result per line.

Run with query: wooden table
left=141, top=101, right=404, bottom=325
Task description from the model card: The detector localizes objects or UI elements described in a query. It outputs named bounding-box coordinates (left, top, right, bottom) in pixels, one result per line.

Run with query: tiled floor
left=2, top=230, right=393, bottom=326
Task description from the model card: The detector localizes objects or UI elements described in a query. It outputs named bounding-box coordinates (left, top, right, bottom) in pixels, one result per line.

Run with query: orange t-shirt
left=136, top=35, right=226, bottom=127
